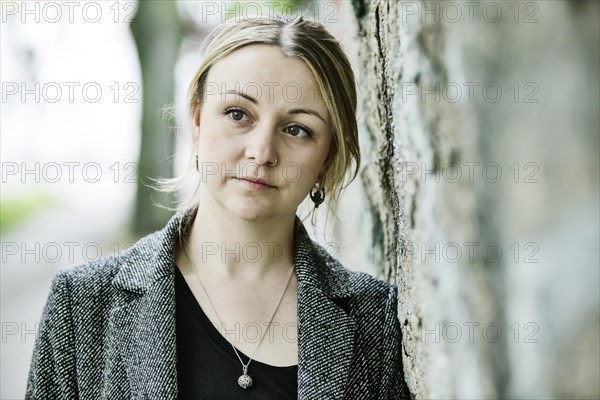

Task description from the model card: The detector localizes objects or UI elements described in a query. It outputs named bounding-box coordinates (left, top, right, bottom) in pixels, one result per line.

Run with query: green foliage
left=224, top=0, right=312, bottom=18
left=273, top=0, right=309, bottom=14
left=0, top=193, right=53, bottom=233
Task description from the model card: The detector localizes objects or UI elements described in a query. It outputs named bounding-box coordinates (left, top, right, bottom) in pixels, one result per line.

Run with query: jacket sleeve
left=25, top=272, right=78, bottom=399
left=377, top=284, right=412, bottom=399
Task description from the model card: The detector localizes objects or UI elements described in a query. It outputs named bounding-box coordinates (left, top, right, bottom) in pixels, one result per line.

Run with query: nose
left=244, top=122, right=278, bottom=166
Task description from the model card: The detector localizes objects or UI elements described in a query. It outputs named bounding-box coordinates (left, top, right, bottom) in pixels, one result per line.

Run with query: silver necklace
left=181, top=240, right=295, bottom=389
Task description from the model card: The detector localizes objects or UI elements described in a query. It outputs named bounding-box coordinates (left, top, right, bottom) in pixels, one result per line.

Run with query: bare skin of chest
left=175, top=252, right=299, bottom=367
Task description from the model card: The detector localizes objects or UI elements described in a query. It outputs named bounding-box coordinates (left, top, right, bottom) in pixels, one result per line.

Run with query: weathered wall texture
left=352, top=0, right=599, bottom=398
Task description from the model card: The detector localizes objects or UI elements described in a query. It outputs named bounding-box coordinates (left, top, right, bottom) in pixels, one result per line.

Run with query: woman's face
left=194, top=44, right=333, bottom=221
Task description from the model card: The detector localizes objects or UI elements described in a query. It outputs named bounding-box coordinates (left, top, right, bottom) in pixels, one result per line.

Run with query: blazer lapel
left=294, top=217, right=357, bottom=400
left=110, top=213, right=183, bottom=399
left=110, top=277, right=177, bottom=399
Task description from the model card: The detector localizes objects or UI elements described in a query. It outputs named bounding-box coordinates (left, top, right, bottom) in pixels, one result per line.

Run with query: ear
left=191, top=101, right=201, bottom=147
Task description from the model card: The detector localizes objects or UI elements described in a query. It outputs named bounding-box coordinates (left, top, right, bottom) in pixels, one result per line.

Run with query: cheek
left=293, top=154, right=326, bottom=186
left=197, top=122, right=234, bottom=161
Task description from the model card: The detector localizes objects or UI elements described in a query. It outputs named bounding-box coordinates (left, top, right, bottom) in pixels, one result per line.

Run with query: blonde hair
left=156, top=14, right=360, bottom=227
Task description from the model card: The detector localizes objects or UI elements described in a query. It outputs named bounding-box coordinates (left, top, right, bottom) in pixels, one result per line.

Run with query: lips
left=237, top=176, right=276, bottom=188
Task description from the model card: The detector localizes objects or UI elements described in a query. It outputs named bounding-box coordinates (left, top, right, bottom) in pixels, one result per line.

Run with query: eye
left=223, top=108, right=249, bottom=122
left=285, top=124, right=313, bottom=138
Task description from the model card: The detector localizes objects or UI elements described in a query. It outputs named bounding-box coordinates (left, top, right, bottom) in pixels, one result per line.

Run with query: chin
left=227, top=198, right=275, bottom=221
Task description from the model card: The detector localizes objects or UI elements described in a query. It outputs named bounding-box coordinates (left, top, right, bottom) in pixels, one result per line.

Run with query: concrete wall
left=351, top=1, right=599, bottom=398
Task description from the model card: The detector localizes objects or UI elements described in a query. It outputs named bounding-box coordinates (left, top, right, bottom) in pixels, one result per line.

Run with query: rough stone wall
left=352, top=0, right=599, bottom=398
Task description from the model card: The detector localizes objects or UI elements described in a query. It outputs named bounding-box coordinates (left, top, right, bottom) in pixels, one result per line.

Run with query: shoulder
left=50, top=228, right=164, bottom=294
left=308, top=239, right=402, bottom=363
left=309, top=239, right=398, bottom=308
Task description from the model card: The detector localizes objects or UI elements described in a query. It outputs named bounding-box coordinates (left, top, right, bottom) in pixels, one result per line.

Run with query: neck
left=183, top=198, right=296, bottom=278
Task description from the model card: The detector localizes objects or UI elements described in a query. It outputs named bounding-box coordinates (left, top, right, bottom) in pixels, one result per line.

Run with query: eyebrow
left=223, top=90, right=258, bottom=104
left=222, top=90, right=327, bottom=124
left=288, top=108, right=327, bottom=124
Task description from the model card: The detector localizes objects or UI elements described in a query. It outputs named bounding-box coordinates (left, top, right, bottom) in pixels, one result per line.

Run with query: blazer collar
left=111, top=210, right=183, bottom=294
left=111, top=209, right=356, bottom=399
left=112, top=209, right=354, bottom=299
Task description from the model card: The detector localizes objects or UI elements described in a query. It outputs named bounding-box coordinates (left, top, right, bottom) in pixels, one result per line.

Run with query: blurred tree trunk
left=352, top=0, right=599, bottom=399
left=131, top=0, right=181, bottom=235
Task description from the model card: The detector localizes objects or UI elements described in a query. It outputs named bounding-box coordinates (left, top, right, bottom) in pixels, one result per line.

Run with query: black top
left=175, top=265, right=298, bottom=400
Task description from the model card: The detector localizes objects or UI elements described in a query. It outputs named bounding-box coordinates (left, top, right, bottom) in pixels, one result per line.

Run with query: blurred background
left=1, top=0, right=598, bottom=399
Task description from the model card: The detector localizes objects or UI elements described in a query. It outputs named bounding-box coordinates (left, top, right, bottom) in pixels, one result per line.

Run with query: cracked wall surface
left=350, top=1, right=599, bottom=398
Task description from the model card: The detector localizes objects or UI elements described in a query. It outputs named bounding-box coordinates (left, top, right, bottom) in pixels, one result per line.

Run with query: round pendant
left=238, top=374, right=253, bottom=389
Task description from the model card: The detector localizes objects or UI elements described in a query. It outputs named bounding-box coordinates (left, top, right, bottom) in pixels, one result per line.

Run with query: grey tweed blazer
left=26, top=210, right=410, bottom=399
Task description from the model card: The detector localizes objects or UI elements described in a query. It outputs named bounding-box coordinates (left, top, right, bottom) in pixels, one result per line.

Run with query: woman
left=26, top=15, right=410, bottom=400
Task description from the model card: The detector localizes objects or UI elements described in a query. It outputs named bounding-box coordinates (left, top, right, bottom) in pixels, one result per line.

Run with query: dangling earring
left=195, top=155, right=199, bottom=172
left=310, top=182, right=325, bottom=208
